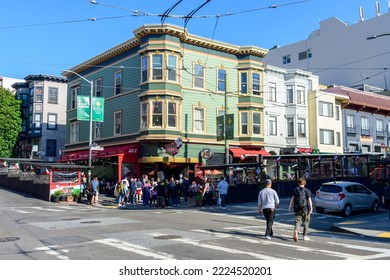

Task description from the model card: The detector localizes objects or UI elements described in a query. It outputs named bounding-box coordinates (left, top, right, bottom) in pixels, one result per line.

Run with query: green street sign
left=77, top=96, right=104, bottom=122
left=226, top=114, right=234, bottom=140
left=77, top=96, right=90, bottom=121
left=216, top=114, right=234, bottom=141
left=216, top=115, right=224, bottom=141
left=92, top=97, right=104, bottom=122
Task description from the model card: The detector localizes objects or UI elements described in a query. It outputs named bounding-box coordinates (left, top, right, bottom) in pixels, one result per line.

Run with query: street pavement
left=91, top=192, right=390, bottom=240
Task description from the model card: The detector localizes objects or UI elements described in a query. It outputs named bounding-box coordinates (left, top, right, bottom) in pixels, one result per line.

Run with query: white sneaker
left=265, top=236, right=271, bottom=240
left=303, top=236, right=310, bottom=241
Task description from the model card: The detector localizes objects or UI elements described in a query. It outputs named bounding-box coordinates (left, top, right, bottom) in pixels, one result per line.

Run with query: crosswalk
left=25, top=210, right=390, bottom=260
left=8, top=205, right=101, bottom=214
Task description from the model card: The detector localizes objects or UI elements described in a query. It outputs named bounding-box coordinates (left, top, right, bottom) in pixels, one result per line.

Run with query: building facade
left=325, top=86, right=390, bottom=154
left=12, top=75, right=67, bottom=162
left=263, top=3, right=390, bottom=90
left=62, top=24, right=270, bottom=181
left=308, top=87, right=349, bottom=154
left=263, top=65, right=319, bottom=155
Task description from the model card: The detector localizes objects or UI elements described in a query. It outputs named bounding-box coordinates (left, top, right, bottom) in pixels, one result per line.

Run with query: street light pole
left=62, top=69, right=94, bottom=182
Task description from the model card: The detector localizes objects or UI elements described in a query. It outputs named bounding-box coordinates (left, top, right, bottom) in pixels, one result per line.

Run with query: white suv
left=314, top=181, right=380, bottom=216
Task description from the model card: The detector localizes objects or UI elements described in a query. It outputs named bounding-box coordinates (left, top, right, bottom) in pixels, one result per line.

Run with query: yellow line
left=377, top=232, right=390, bottom=238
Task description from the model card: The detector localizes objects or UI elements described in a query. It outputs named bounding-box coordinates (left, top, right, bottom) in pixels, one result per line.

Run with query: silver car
left=314, top=181, right=380, bottom=216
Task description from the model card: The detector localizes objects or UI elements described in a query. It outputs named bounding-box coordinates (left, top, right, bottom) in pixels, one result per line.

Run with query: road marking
left=94, top=238, right=176, bottom=260
left=35, top=245, right=70, bottom=260
left=327, top=242, right=390, bottom=259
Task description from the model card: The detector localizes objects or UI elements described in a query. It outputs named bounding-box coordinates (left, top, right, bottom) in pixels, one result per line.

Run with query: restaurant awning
left=230, top=147, right=270, bottom=158
left=60, top=143, right=139, bottom=163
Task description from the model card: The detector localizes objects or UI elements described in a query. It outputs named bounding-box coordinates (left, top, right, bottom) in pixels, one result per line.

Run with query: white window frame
left=252, top=112, right=261, bottom=135
left=252, top=72, right=260, bottom=95
left=194, top=63, right=205, bottom=89
left=48, top=87, right=58, bottom=104
left=193, top=107, right=205, bottom=132
left=240, top=72, right=248, bottom=94
left=286, top=86, right=294, bottom=103
left=167, top=55, right=177, bottom=82
left=296, top=86, right=305, bottom=104
left=319, top=101, right=334, bottom=117
left=94, top=122, right=102, bottom=139
left=268, top=82, right=277, bottom=102
left=298, top=118, right=306, bottom=137
left=167, top=102, right=177, bottom=128
left=70, top=121, right=80, bottom=143
left=114, top=70, right=122, bottom=95
left=47, top=113, right=57, bottom=130
left=240, top=111, right=248, bottom=135
left=152, top=54, right=163, bottom=80
left=152, top=101, right=163, bottom=127
left=217, top=68, right=227, bottom=92
left=70, top=86, right=80, bottom=110
left=141, top=56, right=148, bottom=83
left=140, top=102, right=148, bottom=129
left=320, top=129, right=334, bottom=145
left=114, top=111, right=122, bottom=135
left=287, top=117, right=294, bottom=137
left=94, top=78, right=103, bottom=97
left=269, top=116, right=277, bottom=136
left=347, top=114, right=355, bottom=128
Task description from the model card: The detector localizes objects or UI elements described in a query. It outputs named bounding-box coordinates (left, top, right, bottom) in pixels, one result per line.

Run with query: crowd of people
left=83, top=174, right=230, bottom=209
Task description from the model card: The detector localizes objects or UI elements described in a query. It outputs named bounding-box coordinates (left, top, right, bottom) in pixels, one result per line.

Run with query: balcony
left=361, top=128, right=372, bottom=136
left=376, top=130, right=385, bottom=139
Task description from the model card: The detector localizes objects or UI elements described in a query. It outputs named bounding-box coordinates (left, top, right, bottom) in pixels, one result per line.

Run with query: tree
left=0, top=87, right=22, bottom=157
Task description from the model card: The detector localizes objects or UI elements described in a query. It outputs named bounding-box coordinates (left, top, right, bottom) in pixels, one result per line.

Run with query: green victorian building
left=61, top=24, right=269, bottom=181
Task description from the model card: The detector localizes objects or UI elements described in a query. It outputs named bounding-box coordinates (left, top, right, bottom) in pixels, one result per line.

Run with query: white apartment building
left=263, top=2, right=390, bottom=90
left=0, top=76, right=24, bottom=91
left=263, top=66, right=319, bottom=155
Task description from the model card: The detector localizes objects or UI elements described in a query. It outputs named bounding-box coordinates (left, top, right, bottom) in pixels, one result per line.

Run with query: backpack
left=294, top=187, right=308, bottom=212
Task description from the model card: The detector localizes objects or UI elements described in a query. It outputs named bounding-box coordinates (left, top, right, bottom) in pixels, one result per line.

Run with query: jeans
left=262, top=208, right=276, bottom=237
left=294, top=210, right=311, bottom=236
left=220, top=193, right=227, bottom=208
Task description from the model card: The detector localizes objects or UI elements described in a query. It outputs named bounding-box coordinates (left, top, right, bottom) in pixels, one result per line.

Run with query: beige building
left=308, top=87, right=349, bottom=153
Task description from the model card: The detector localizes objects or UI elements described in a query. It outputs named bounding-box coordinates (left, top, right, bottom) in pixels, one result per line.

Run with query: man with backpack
left=288, top=178, right=313, bottom=242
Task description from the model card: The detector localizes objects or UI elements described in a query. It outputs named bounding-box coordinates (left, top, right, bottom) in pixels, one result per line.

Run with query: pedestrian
left=257, top=179, right=280, bottom=239
left=174, top=180, right=181, bottom=207
left=155, top=179, right=166, bottom=208
left=383, top=182, right=390, bottom=220
left=288, top=177, right=313, bottom=241
left=202, top=178, right=214, bottom=209
left=129, top=178, right=136, bottom=204
left=217, top=176, right=229, bottom=210
left=91, top=176, right=99, bottom=204
left=182, top=177, right=190, bottom=203
left=114, top=180, right=123, bottom=206
left=121, top=177, right=129, bottom=205
left=142, top=180, right=152, bottom=207
left=86, top=182, right=94, bottom=206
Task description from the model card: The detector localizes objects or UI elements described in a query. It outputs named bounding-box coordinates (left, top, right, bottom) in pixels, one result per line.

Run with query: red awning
left=60, top=143, right=139, bottom=163
left=230, top=147, right=270, bottom=158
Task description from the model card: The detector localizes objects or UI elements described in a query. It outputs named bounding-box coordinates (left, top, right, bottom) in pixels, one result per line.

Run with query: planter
left=66, top=195, right=74, bottom=202
left=51, top=196, right=60, bottom=202
left=59, top=195, right=67, bottom=202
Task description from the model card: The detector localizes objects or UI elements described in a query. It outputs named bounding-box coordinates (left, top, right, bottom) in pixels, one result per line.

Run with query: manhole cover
left=80, top=221, right=101, bottom=224
left=154, top=235, right=181, bottom=240
left=0, top=237, right=20, bottom=242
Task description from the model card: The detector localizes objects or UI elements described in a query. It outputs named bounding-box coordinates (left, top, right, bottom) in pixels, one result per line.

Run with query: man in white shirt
left=257, top=179, right=280, bottom=239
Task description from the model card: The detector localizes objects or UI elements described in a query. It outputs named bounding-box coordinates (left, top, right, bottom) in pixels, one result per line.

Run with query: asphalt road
left=0, top=187, right=389, bottom=260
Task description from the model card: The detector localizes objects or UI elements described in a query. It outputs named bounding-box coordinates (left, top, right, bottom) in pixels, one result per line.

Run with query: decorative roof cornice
left=67, top=24, right=268, bottom=76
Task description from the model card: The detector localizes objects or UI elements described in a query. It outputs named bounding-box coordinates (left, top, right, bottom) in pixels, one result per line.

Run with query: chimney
left=359, top=6, right=365, bottom=21
left=375, top=1, right=380, bottom=16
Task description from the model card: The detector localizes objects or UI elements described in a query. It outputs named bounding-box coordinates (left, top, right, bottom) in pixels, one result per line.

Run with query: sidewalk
left=332, top=211, right=390, bottom=239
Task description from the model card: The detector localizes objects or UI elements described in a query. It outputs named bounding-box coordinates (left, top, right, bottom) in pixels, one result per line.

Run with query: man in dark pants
left=257, top=179, right=280, bottom=239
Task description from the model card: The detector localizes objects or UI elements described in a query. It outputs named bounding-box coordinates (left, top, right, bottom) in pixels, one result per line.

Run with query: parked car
left=314, top=181, right=380, bottom=216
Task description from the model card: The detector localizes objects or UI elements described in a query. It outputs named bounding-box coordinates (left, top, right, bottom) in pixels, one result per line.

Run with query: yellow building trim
left=139, top=157, right=198, bottom=164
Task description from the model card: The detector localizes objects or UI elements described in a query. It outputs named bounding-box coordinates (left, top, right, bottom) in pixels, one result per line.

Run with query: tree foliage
left=0, top=87, right=22, bottom=157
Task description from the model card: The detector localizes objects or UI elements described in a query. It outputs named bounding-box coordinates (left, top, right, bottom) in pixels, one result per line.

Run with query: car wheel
left=342, top=204, right=352, bottom=216
left=315, top=207, right=325, bottom=213
left=371, top=200, right=379, bottom=212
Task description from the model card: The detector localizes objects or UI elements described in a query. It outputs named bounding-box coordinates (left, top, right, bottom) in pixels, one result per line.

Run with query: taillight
left=316, top=190, right=319, bottom=197
left=338, top=193, right=345, bottom=200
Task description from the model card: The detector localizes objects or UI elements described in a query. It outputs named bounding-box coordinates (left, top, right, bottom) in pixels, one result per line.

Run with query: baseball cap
left=265, top=179, right=272, bottom=184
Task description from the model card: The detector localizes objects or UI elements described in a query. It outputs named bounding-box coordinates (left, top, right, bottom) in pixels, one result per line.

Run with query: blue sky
left=1, top=0, right=388, bottom=79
